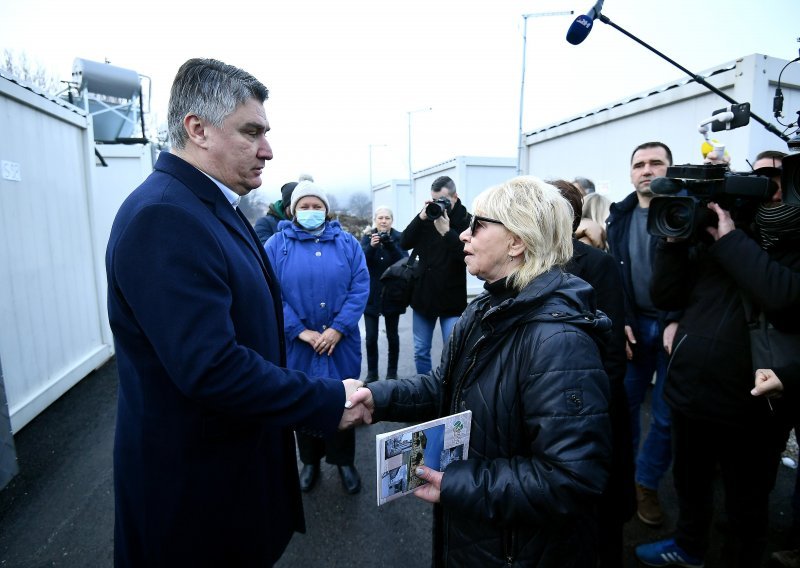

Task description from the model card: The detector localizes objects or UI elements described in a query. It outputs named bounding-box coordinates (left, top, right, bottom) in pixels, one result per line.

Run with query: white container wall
left=521, top=54, right=800, bottom=203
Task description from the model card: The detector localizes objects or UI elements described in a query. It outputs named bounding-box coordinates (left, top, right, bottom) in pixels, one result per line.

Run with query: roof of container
left=0, top=69, right=86, bottom=117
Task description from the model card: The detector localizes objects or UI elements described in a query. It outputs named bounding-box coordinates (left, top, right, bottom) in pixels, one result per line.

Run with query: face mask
left=295, top=210, right=326, bottom=230
left=755, top=202, right=800, bottom=250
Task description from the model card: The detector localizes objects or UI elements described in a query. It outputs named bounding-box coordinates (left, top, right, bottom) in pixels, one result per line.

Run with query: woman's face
left=374, top=212, right=393, bottom=232
left=295, top=196, right=326, bottom=213
left=459, top=214, right=517, bottom=283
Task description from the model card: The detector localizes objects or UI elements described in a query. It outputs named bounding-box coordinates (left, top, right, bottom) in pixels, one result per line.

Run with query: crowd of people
left=105, top=57, right=799, bottom=567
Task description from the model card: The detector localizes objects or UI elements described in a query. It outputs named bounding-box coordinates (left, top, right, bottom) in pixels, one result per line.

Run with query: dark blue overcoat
left=106, top=152, right=344, bottom=567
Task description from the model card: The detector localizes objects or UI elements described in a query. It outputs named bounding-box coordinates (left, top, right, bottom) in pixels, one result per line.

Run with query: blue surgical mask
left=296, top=210, right=326, bottom=230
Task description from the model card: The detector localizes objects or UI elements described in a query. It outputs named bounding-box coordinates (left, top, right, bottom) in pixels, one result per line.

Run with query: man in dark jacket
left=635, top=151, right=800, bottom=568
left=606, top=141, right=680, bottom=527
left=106, top=59, right=368, bottom=567
left=255, top=180, right=297, bottom=245
left=400, top=176, right=471, bottom=374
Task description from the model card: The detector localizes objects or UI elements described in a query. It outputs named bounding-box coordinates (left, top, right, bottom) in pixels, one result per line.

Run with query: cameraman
left=360, top=207, right=407, bottom=382
left=400, top=176, right=471, bottom=374
left=635, top=151, right=800, bottom=568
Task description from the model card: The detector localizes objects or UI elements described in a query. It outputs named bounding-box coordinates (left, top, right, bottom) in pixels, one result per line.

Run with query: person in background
left=606, top=141, right=681, bottom=528
left=577, top=192, right=613, bottom=250
left=636, top=151, right=800, bottom=568
left=400, top=175, right=471, bottom=374
left=106, top=58, right=369, bottom=567
left=351, top=176, right=613, bottom=567
left=265, top=181, right=370, bottom=495
left=573, top=176, right=596, bottom=195
left=255, top=180, right=297, bottom=245
left=360, top=206, right=407, bottom=382
left=553, top=179, right=635, bottom=568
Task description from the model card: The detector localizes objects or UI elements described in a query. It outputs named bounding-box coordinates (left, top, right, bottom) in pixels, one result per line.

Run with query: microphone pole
left=596, top=13, right=788, bottom=142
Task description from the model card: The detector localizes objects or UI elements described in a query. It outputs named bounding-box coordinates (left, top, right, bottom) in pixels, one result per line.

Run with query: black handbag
left=742, top=294, right=800, bottom=373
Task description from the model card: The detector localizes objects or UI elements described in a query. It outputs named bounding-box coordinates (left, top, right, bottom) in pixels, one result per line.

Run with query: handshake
left=338, top=379, right=376, bottom=430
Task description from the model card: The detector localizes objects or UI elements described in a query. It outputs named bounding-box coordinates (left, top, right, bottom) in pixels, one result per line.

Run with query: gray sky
left=1, top=0, right=797, bottom=201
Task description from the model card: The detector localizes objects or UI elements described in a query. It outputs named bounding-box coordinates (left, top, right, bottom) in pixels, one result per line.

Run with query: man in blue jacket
left=106, top=58, right=368, bottom=567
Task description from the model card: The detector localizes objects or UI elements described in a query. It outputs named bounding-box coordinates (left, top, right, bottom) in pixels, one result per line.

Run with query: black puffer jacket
left=399, top=200, right=471, bottom=318
left=651, top=229, right=800, bottom=426
left=360, top=228, right=407, bottom=316
left=369, top=269, right=612, bottom=567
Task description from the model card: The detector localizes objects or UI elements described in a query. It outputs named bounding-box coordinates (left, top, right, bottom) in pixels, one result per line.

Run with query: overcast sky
left=1, top=0, right=797, bottom=201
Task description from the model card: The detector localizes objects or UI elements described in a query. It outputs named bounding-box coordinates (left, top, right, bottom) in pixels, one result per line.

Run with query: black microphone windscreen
left=566, top=15, right=593, bottom=45
left=650, top=177, right=683, bottom=195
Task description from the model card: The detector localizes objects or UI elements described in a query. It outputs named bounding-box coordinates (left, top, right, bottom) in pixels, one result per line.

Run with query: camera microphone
left=566, top=0, right=604, bottom=45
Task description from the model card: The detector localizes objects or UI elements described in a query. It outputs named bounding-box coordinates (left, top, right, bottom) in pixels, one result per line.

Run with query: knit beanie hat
left=280, top=181, right=298, bottom=205
left=289, top=181, right=330, bottom=215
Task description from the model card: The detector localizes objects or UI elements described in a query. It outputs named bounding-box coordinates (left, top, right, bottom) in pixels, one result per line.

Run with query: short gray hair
left=167, top=58, right=269, bottom=150
left=472, top=176, right=573, bottom=290
left=373, top=206, right=393, bottom=220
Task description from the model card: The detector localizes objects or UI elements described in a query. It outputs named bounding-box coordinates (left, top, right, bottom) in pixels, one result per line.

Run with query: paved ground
left=0, top=311, right=797, bottom=567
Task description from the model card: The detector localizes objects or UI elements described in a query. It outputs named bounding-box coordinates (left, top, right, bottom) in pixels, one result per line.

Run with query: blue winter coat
left=266, top=220, right=369, bottom=380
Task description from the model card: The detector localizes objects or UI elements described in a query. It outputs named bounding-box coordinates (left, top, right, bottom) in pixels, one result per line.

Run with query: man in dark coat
left=400, top=176, right=471, bottom=374
left=106, top=58, right=367, bottom=568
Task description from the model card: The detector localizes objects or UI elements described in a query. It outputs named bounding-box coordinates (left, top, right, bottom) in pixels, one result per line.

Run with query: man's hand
left=418, top=202, right=431, bottom=221
left=624, top=325, right=637, bottom=360
left=662, top=321, right=678, bottom=355
left=412, top=466, right=443, bottom=503
left=705, top=202, right=735, bottom=241
left=339, top=379, right=373, bottom=429
left=433, top=209, right=450, bottom=236
left=751, top=369, right=784, bottom=399
left=313, top=328, right=343, bottom=356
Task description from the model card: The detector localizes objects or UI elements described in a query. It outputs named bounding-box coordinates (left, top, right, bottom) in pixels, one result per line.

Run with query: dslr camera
left=425, top=197, right=452, bottom=220
left=647, top=164, right=775, bottom=240
left=377, top=231, right=392, bottom=245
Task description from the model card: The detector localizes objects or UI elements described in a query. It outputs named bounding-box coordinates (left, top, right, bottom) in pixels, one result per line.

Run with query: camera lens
left=663, top=201, right=693, bottom=231
left=647, top=196, right=697, bottom=239
left=425, top=201, right=445, bottom=220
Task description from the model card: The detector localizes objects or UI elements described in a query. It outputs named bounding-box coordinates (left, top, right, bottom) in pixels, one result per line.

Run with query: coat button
left=315, top=251, right=322, bottom=257
left=320, top=302, right=326, bottom=308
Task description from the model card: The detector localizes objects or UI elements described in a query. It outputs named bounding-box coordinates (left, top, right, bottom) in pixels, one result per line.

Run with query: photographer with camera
left=635, top=151, right=800, bottom=568
left=606, top=141, right=681, bottom=528
left=360, top=206, right=407, bottom=382
left=400, top=175, right=471, bottom=374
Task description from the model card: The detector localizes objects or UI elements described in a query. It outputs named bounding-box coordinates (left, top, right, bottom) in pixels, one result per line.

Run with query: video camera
left=647, top=164, right=776, bottom=240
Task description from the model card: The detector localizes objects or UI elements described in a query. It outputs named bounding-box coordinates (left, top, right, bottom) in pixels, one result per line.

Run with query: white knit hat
left=289, top=181, right=330, bottom=215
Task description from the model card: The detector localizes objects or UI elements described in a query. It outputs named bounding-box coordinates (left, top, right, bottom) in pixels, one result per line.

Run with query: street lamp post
left=517, top=10, right=574, bottom=175
left=407, top=107, right=432, bottom=193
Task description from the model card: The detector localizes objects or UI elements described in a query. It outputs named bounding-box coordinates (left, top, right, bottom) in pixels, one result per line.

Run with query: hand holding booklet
left=375, top=410, right=472, bottom=506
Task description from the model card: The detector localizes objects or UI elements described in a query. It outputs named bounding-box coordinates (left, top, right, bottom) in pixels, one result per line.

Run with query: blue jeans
left=412, top=311, right=459, bottom=374
left=624, top=314, right=672, bottom=490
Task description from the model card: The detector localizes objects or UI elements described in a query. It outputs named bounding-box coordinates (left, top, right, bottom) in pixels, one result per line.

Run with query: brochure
left=375, top=410, right=472, bottom=506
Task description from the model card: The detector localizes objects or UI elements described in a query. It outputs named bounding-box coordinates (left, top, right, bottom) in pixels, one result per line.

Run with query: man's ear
left=183, top=114, right=209, bottom=148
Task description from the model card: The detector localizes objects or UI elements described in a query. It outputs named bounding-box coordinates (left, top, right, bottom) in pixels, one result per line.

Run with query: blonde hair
left=373, top=206, right=393, bottom=221
left=472, top=176, right=573, bottom=290
left=582, top=192, right=612, bottom=225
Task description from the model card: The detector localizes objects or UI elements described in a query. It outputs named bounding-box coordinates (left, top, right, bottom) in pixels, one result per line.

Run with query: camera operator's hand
left=663, top=321, right=679, bottom=355
left=433, top=209, right=450, bottom=236
left=370, top=233, right=381, bottom=248
left=624, top=325, right=636, bottom=360
left=703, top=150, right=731, bottom=167
left=419, top=201, right=432, bottom=221
left=705, top=202, right=735, bottom=241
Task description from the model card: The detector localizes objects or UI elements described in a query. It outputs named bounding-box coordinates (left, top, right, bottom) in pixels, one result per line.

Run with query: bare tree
left=347, top=192, right=372, bottom=218
left=327, top=193, right=341, bottom=214
left=1, top=49, right=61, bottom=95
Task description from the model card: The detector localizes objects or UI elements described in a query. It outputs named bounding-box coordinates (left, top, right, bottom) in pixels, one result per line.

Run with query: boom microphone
left=566, top=0, right=605, bottom=45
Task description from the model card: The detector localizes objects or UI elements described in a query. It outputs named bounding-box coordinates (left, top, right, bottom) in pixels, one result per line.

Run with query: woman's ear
left=508, top=234, right=525, bottom=258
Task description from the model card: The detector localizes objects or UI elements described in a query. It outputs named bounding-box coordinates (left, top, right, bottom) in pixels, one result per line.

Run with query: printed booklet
left=375, top=410, right=472, bottom=506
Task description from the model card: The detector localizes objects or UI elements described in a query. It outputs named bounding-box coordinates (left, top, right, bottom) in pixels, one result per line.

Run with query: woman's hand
left=298, top=329, right=321, bottom=347
left=313, top=328, right=343, bottom=356
left=751, top=369, right=784, bottom=398
left=412, top=466, right=443, bottom=503
left=370, top=233, right=381, bottom=248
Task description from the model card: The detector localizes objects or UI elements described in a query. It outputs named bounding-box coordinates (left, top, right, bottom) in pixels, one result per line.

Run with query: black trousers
left=296, top=428, right=355, bottom=467
left=364, top=313, right=400, bottom=377
left=671, top=408, right=784, bottom=567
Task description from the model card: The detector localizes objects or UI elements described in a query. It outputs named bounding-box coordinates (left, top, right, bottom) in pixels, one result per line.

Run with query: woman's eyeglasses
left=469, top=215, right=505, bottom=235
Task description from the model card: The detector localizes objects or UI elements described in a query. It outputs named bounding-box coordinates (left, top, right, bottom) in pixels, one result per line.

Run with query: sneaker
left=636, top=483, right=664, bottom=526
left=635, top=538, right=704, bottom=568
left=771, top=549, right=800, bottom=568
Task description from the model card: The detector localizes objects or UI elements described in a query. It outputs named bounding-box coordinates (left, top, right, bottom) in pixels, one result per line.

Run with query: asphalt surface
left=0, top=311, right=796, bottom=567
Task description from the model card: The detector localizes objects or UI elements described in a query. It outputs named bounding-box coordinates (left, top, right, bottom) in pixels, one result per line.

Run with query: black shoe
left=364, top=372, right=378, bottom=384
left=338, top=465, right=361, bottom=494
left=299, top=463, right=319, bottom=492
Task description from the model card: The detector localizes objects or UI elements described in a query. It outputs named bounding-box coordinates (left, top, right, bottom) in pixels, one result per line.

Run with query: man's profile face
left=202, top=98, right=273, bottom=195
left=630, top=146, right=670, bottom=197
left=430, top=188, right=456, bottom=206
left=753, top=156, right=783, bottom=205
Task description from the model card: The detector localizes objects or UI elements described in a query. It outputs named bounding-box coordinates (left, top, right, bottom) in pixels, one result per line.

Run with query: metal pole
left=517, top=11, right=574, bottom=176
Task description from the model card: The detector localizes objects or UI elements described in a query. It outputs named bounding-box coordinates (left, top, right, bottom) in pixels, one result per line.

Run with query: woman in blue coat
left=360, top=206, right=407, bottom=382
left=265, top=181, right=369, bottom=494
